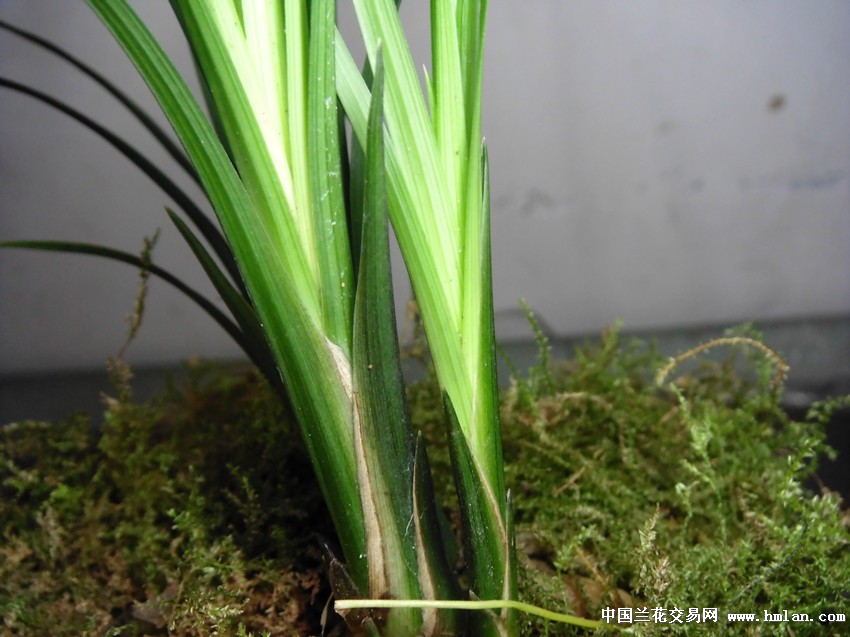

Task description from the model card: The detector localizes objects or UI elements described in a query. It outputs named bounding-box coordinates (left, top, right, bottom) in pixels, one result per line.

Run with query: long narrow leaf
left=0, top=239, right=248, bottom=352
left=456, top=0, right=488, bottom=134
left=459, top=1, right=491, bottom=469
left=412, top=434, right=465, bottom=636
left=452, top=144, right=517, bottom=636
left=170, top=0, right=319, bottom=317
left=431, top=0, right=467, bottom=220
left=86, top=0, right=366, bottom=585
left=308, top=0, right=354, bottom=354
left=165, top=208, right=281, bottom=395
left=0, top=77, right=244, bottom=293
left=342, top=0, right=403, bottom=283
left=464, top=143, right=503, bottom=492
left=0, top=19, right=199, bottom=185
left=282, top=0, right=315, bottom=269
left=336, top=26, right=474, bottom=437
left=445, top=395, right=511, bottom=637
left=350, top=49, right=421, bottom=635
left=352, top=0, right=460, bottom=295
left=337, top=8, right=515, bottom=633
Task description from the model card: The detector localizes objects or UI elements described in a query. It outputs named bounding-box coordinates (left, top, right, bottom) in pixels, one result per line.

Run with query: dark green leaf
left=445, top=394, right=511, bottom=637
left=0, top=77, right=244, bottom=293
left=412, top=433, right=465, bottom=635
left=0, top=239, right=247, bottom=352
left=350, top=48, right=421, bottom=633
left=164, top=208, right=281, bottom=396
left=0, top=19, right=199, bottom=185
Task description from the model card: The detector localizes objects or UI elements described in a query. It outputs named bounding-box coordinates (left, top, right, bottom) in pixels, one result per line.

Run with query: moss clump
left=1, top=359, right=334, bottom=636
left=2, top=327, right=848, bottom=636
left=492, top=325, right=849, bottom=636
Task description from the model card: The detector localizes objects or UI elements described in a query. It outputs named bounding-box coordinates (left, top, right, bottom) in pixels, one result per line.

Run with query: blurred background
left=1, top=1, right=848, bottom=427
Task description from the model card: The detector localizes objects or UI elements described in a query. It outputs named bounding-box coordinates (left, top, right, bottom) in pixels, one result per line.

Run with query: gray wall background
left=2, top=1, right=848, bottom=375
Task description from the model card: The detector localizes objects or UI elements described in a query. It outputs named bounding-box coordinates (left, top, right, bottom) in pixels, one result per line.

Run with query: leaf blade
left=412, top=434, right=465, bottom=636
left=0, top=19, right=199, bottom=185
left=0, top=77, right=244, bottom=293
left=164, top=208, right=280, bottom=391
left=308, top=0, right=354, bottom=353
left=0, top=239, right=247, bottom=351
left=86, top=0, right=367, bottom=584
left=350, top=48, right=422, bottom=634
left=445, top=394, right=512, bottom=637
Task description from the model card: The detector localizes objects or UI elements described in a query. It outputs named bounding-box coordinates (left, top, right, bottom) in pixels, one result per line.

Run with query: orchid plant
left=1, top=2, right=603, bottom=635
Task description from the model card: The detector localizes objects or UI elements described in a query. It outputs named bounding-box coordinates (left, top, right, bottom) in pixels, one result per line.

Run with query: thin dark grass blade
left=0, top=19, right=199, bottom=185
left=0, top=77, right=244, bottom=293
left=0, top=240, right=248, bottom=352
left=165, top=208, right=282, bottom=394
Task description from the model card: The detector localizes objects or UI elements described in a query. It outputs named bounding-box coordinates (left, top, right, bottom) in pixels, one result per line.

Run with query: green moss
left=494, top=326, right=849, bottom=636
left=1, top=360, right=332, bottom=636
left=2, top=330, right=848, bottom=636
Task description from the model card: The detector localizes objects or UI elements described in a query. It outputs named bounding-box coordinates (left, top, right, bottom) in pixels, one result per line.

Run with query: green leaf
left=281, top=0, right=315, bottom=270
left=445, top=394, right=513, bottom=637
left=338, top=2, right=474, bottom=457
left=455, top=0, right=488, bottom=131
left=334, top=33, right=372, bottom=279
left=0, top=239, right=247, bottom=352
left=86, top=0, right=366, bottom=585
left=352, top=0, right=460, bottom=304
left=308, top=0, right=354, bottom=354
left=464, top=143, right=503, bottom=493
left=164, top=208, right=280, bottom=394
left=412, top=434, right=465, bottom=636
left=338, top=7, right=516, bottom=632
left=431, top=0, right=467, bottom=221
left=0, top=19, right=199, bottom=185
left=168, top=0, right=318, bottom=315
left=350, top=48, right=421, bottom=635
left=0, top=77, right=243, bottom=293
